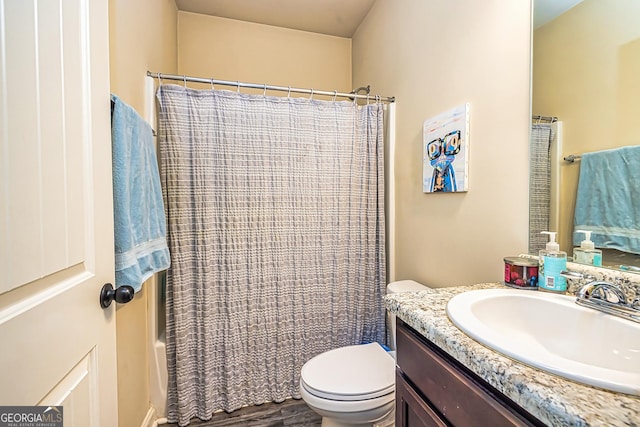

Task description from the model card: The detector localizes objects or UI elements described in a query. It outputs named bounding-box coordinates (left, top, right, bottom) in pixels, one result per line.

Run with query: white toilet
left=299, top=280, right=428, bottom=427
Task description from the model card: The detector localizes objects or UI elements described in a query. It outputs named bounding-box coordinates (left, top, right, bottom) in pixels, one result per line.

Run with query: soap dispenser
left=573, top=230, right=603, bottom=267
left=538, top=231, right=567, bottom=292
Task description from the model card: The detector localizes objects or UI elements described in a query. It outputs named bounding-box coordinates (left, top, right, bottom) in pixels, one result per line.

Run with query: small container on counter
left=504, top=256, right=539, bottom=289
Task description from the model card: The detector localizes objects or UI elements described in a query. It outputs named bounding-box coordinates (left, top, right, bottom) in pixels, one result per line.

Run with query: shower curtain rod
left=532, top=114, right=557, bottom=123
left=147, top=71, right=395, bottom=103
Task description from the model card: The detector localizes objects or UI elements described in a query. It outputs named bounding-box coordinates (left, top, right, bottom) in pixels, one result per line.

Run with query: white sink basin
left=446, top=288, right=640, bottom=395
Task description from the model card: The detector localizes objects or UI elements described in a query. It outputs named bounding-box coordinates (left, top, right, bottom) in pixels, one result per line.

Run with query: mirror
left=531, top=0, right=640, bottom=271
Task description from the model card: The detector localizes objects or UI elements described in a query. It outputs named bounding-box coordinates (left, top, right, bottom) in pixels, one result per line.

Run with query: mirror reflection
left=531, top=0, right=640, bottom=271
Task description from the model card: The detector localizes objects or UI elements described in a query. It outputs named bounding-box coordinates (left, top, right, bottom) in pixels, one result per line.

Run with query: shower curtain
left=157, top=85, right=386, bottom=426
left=529, top=123, right=554, bottom=253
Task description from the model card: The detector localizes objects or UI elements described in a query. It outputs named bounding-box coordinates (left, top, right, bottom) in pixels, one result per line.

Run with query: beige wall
left=177, top=12, right=352, bottom=96
left=108, top=0, right=177, bottom=426
left=353, top=0, right=532, bottom=287
left=106, top=2, right=533, bottom=422
left=533, top=0, right=640, bottom=252
left=110, top=0, right=178, bottom=114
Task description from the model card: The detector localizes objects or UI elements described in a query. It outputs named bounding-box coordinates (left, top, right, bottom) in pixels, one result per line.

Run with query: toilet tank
left=386, top=280, right=429, bottom=350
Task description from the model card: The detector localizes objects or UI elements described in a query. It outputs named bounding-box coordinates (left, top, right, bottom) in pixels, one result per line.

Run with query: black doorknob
left=100, top=283, right=135, bottom=308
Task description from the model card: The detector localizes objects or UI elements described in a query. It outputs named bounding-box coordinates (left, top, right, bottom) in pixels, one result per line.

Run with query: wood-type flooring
left=165, top=398, right=322, bottom=427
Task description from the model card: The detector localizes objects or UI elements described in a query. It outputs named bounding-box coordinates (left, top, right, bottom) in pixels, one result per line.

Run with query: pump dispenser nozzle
left=541, top=231, right=559, bottom=251
left=576, top=230, right=595, bottom=250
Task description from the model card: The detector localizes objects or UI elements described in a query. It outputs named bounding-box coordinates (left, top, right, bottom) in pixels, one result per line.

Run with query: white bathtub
left=148, top=273, right=168, bottom=418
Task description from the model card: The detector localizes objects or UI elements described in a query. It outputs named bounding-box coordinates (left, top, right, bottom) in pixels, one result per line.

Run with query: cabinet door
left=396, top=371, right=447, bottom=427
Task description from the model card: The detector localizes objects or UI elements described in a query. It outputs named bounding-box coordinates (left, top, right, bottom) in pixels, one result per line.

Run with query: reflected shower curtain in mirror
left=157, top=85, right=386, bottom=426
left=529, top=124, right=554, bottom=253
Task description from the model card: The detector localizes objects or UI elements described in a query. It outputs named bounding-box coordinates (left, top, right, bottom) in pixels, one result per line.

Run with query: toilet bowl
left=300, top=343, right=395, bottom=427
left=299, top=280, right=428, bottom=427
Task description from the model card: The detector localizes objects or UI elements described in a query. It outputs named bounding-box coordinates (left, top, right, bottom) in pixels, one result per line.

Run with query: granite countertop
left=385, top=283, right=640, bottom=427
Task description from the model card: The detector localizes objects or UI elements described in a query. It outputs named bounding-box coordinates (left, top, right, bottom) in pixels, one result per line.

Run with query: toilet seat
left=300, top=343, right=395, bottom=401
left=300, top=379, right=395, bottom=415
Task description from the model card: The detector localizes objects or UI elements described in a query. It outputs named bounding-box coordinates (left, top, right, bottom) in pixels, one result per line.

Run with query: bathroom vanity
left=386, top=283, right=640, bottom=426
left=396, top=319, right=544, bottom=426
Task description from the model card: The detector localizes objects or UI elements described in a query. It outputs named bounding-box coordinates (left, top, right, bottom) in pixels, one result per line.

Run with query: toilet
left=299, top=280, right=428, bottom=427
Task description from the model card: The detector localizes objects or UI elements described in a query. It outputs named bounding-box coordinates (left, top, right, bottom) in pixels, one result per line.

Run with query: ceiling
left=533, top=0, right=583, bottom=29
left=175, top=0, right=377, bottom=38
left=175, top=0, right=584, bottom=38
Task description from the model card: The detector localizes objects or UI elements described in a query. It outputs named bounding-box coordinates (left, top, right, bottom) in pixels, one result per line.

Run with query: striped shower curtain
left=157, top=85, right=386, bottom=426
left=529, top=123, right=554, bottom=253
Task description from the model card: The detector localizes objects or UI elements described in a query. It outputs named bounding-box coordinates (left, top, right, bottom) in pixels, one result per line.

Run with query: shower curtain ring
left=333, top=90, right=338, bottom=102
left=210, top=78, right=215, bottom=90
left=183, top=75, right=187, bottom=88
left=236, top=81, right=240, bottom=93
left=287, top=86, right=291, bottom=98
left=263, top=84, right=267, bottom=97
left=157, top=73, right=163, bottom=86
left=366, top=94, right=370, bottom=105
left=309, top=89, right=314, bottom=100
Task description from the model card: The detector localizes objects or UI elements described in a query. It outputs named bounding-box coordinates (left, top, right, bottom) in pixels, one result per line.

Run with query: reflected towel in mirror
left=573, top=145, right=640, bottom=254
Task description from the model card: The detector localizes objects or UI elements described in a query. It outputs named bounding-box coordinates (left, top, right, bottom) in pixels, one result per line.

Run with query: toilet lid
left=301, top=343, right=395, bottom=401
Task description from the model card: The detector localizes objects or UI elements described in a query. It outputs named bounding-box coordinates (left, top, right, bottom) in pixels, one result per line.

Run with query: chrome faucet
left=560, top=271, right=640, bottom=323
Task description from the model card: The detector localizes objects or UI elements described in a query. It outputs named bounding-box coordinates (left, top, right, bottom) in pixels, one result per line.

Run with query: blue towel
left=573, top=145, right=640, bottom=255
left=111, top=94, right=170, bottom=292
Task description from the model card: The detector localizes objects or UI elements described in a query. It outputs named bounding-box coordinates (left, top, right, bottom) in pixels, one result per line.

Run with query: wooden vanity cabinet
left=395, top=319, right=545, bottom=427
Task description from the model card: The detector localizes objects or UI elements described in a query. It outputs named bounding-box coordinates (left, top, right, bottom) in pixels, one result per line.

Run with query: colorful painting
left=423, top=103, right=470, bottom=193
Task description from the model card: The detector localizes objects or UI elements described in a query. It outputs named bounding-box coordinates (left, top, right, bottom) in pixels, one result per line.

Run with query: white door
left=0, top=0, right=117, bottom=425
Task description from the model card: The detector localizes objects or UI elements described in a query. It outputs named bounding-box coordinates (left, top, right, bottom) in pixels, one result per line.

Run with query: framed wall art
left=423, top=103, right=470, bottom=193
